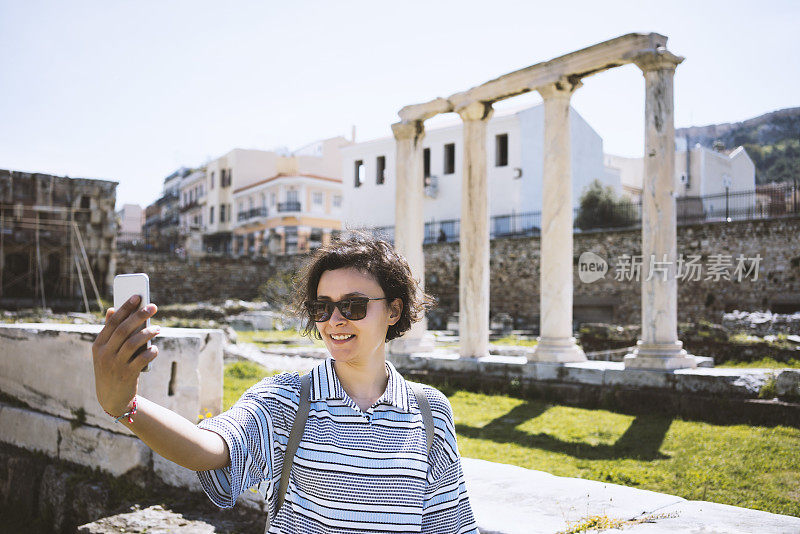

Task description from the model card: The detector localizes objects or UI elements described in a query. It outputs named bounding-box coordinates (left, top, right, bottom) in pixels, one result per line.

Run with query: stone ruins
left=0, top=169, right=118, bottom=312
left=390, top=32, right=696, bottom=370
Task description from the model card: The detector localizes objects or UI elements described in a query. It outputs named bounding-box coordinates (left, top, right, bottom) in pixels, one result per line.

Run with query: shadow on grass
left=455, top=401, right=672, bottom=461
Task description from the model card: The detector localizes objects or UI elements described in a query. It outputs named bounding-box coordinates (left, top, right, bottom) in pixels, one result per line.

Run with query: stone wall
left=425, top=216, right=800, bottom=330
left=114, top=250, right=307, bottom=304
left=116, top=216, right=800, bottom=329
left=0, top=324, right=224, bottom=435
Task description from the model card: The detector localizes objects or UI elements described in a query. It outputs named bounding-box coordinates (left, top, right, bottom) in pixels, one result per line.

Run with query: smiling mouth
left=330, top=334, right=355, bottom=342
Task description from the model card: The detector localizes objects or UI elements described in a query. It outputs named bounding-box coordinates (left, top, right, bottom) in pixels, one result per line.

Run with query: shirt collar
left=309, top=357, right=410, bottom=413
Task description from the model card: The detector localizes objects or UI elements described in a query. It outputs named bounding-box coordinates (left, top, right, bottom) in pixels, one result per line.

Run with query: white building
left=605, top=141, right=756, bottom=220
left=115, top=204, right=143, bottom=244
left=340, top=104, right=613, bottom=240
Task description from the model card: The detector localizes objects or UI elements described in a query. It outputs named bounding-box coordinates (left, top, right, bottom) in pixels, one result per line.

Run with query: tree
left=575, top=179, right=638, bottom=230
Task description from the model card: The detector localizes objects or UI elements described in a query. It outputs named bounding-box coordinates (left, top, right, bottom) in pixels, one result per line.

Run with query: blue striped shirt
left=196, top=357, right=480, bottom=533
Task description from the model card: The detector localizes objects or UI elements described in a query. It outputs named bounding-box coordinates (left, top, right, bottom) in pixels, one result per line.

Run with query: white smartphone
left=113, top=273, right=153, bottom=372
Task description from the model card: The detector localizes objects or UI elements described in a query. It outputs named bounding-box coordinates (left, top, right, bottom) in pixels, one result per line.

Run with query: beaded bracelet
left=104, top=396, right=138, bottom=424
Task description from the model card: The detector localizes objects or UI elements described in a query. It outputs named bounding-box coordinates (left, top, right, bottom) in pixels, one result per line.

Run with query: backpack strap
left=407, top=380, right=434, bottom=456
left=265, top=372, right=311, bottom=534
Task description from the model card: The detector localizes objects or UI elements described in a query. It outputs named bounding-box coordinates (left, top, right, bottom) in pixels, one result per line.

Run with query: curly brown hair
left=291, top=230, right=436, bottom=342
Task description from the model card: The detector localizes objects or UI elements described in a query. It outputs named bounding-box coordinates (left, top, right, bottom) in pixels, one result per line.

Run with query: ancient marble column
left=389, top=121, right=433, bottom=354
left=457, top=102, right=494, bottom=358
left=531, top=78, right=587, bottom=363
left=624, top=49, right=696, bottom=370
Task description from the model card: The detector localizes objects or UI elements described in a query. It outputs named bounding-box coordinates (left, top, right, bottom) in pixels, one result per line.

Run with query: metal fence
left=370, top=183, right=799, bottom=244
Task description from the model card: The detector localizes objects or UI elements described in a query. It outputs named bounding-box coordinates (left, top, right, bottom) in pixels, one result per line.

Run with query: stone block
left=531, top=362, right=562, bottom=381
left=604, top=368, right=672, bottom=389
left=78, top=505, right=218, bottom=533
left=776, top=369, right=800, bottom=399
left=0, top=323, right=224, bottom=436
left=0, top=403, right=60, bottom=456
left=561, top=362, right=607, bottom=385
left=475, top=355, right=527, bottom=377
left=0, top=402, right=150, bottom=477
left=673, top=368, right=771, bottom=396
left=153, top=453, right=199, bottom=489
left=57, top=418, right=151, bottom=477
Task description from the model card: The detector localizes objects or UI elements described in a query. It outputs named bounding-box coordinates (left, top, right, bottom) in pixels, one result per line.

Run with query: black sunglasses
left=304, top=297, right=390, bottom=322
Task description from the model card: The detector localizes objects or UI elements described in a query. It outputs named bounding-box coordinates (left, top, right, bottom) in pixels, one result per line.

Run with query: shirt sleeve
left=421, top=388, right=480, bottom=534
left=195, top=383, right=277, bottom=509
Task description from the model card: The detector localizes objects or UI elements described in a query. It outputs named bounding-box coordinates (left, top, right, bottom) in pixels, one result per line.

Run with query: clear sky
left=1, top=0, right=797, bottom=209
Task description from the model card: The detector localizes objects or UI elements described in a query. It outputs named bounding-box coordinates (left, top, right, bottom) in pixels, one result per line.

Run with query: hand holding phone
left=93, top=273, right=160, bottom=419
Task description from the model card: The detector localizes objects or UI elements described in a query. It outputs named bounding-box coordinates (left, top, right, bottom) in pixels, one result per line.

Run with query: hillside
left=676, top=107, right=800, bottom=185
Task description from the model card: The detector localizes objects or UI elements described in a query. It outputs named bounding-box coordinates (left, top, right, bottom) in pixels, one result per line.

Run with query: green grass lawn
left=716, top=357, right=800, bottom=369
left=222, top=360, right=800, bottom=518
left=450, top=390, right=800, bottom=518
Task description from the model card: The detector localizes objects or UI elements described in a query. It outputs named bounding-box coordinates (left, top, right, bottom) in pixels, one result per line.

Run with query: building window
left=287, top=189, right=299, bottom=203
left=495, top=134, right=508, bottom=167
left=209, top=206, right=214, bottom=224
left=210, top=171, right=215, bottom=189
left=220, top=204, right=226, bottom=223
left=270, top=192, right=276, bottom=206
left=423, top=148, right=431, bottom=178
left=80, top=196, right=91, bottom=209
left=312, top=191, right=323, bottom=205
left=285, top=226, right=298, bottom=254
left=333, top=195, right=342, bottom=208
left=376, top=156, right=386, bottom=184
left=444, top=143, right=455, bottom=175
left=354, top=160, right=364, bottom=187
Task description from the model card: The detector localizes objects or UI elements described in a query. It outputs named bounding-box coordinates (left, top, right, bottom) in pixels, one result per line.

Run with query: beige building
left=203, top=150, right=279, bottom=255
left=231, top=137, right=349, bottom=256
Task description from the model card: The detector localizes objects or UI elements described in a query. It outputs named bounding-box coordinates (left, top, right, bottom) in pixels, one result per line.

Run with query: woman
left=92, top=231, right=479, bottom=533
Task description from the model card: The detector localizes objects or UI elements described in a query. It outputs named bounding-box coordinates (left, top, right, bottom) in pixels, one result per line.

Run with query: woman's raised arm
left=92, top=295, right=230, bottom=472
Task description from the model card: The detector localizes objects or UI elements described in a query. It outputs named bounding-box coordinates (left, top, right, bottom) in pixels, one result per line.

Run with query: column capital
left=629, top=47, right=684, bottom=73
left=391, top=121, right=424, bottom=141
left=537, top=76, right=583, bottom=100
left=456, top=101, right=494, bottom=122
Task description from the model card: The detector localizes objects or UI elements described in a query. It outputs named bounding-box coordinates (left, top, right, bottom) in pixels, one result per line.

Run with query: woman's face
left=315, top=267, right=402, bottom=364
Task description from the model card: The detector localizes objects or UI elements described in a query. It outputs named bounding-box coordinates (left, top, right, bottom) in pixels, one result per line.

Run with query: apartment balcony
left=179, top=199, right=199, bottom=213
left=237, top=206, right=268, bottom=223
left=277, top=201, right=302, bottom=213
